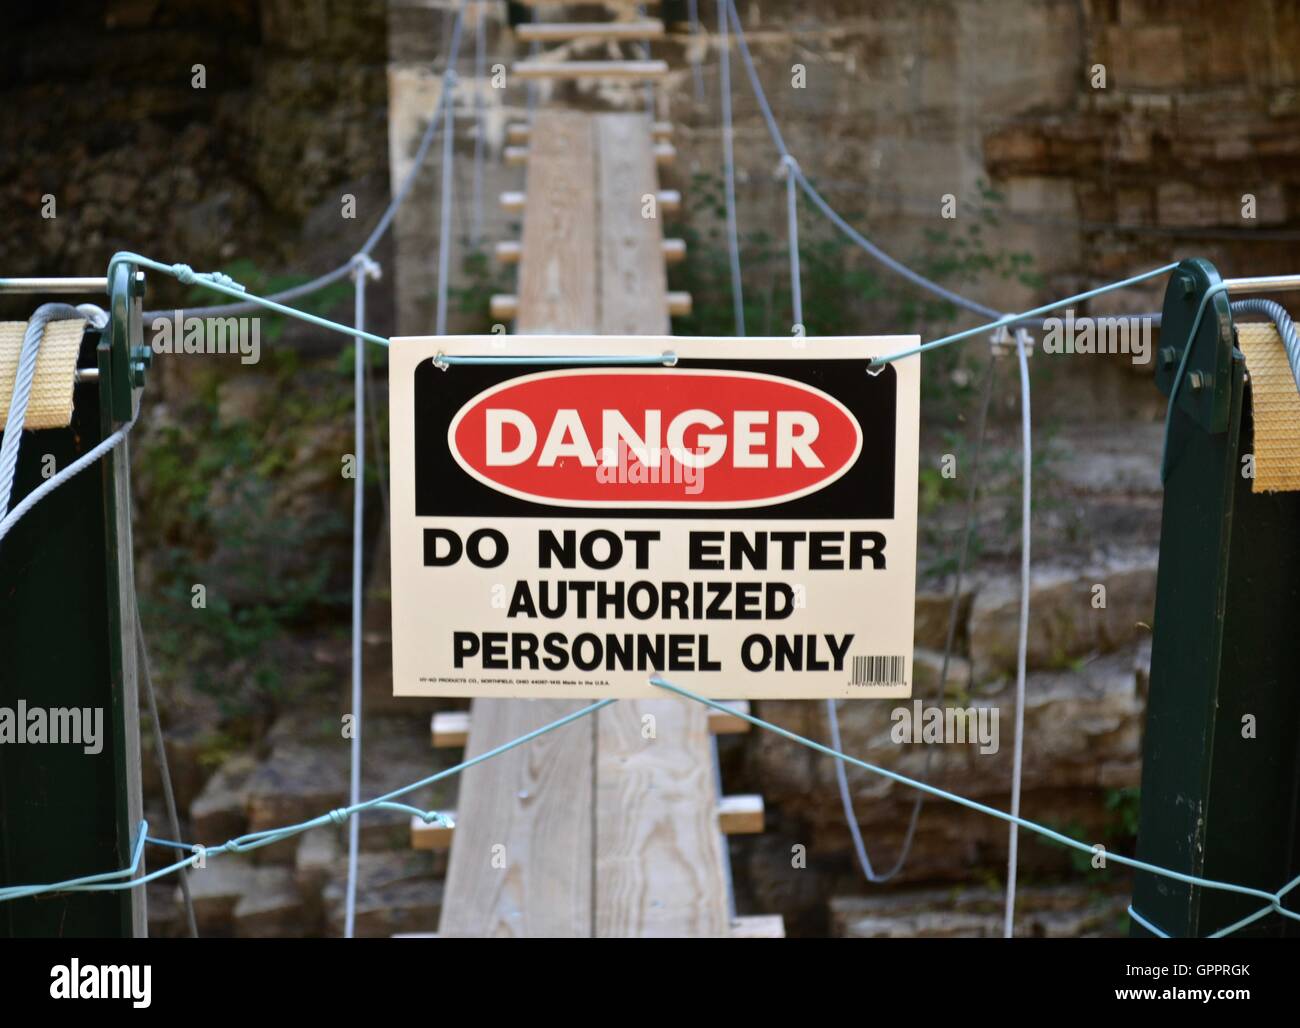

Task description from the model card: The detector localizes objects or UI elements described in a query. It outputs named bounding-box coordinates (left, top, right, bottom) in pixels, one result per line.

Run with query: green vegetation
left=135, top=264, right=367, bottom=721
left=667, top=172, right=1041, bottom=419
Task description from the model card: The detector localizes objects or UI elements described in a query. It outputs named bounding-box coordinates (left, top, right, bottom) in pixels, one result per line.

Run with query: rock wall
left=1, top=0, right=393, bottom=330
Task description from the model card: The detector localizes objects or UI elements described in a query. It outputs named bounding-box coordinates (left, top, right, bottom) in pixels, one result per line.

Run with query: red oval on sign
left=447, top=369, right=862, bottom=508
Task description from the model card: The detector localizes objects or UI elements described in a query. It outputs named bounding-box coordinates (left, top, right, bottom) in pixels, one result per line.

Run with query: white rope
left=0, top=304, right=84, bottom=516
left=715, top=0, right=745, bottom=334
left=471, top=2, right=486, bottom=247
left=435, top=74, right=458, bottom=336
left=345, top=255, right=380, bottom=939
left=0, top=409, right=137, bottom=546
left=1004, top=328, right=1033, bottom=937
left=781, top=154, right=803, bottom=331
left=688, top=0, right=705, bottom=105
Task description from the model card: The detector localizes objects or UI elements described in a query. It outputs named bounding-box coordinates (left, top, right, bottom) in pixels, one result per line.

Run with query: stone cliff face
left=5, top=1, right=1296, bottom=936
left=1, top=0, right=392, bottom=328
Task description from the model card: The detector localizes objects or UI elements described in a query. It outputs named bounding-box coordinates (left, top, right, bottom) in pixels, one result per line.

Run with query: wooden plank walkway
left=437, top=110, right=731, bottom=937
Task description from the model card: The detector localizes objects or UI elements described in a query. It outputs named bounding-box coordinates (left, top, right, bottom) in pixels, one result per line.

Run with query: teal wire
left=0, top=819, right=149, bottom=901
left=1126, top=905, right=1170, bottom=938
left=9, top=672, right=1296, bottom=938
left=437, top=354, right=677, bottom=366
left=867, top=262, right=1180, bottom=368
left=107, top=252, right=392, bottom=349
left=648, top=675, right=1300, bottom=933
left=0, top=699, right=613, bottom=903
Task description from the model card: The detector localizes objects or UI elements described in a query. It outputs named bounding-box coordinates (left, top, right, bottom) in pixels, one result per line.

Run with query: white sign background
left=389, top=336, right=919, bottom=699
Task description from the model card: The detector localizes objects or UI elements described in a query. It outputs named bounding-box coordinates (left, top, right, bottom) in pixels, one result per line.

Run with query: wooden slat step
left=430, top=710, right=471, bottom=748
left=513, top=59, right=669, bottom=81
left=509, top=119, right=673, bottom=146
left=492, top=292, right=689, bottom=320
left=718, top=794, right=765, bottom=835
left=496, top=238, right=684, bottom=265
left=489, top=294, right=519, bottom=321
left=514, top=0, right=663, bottom=7
left=653, top=141, right=676, bottom=166
left=504, top=145, right=529, bottom=166
left=501, top=189, right=679, bottom=214
left=396, top=923, right=781, bottom=938
left=706, top=700, right=751, bottom=735
left=516, top=20, right=665, bottom=43
left=730, top=915, right=785, bottom=939
left=410, top=812, right=457, bottom=851
left=495, top=240, right=524, bottom=264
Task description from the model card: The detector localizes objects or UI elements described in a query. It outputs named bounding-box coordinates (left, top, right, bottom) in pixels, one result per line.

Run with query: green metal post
left=0, top=263, right=146, bottom=936
left=1131, top=258, right=1300, bottom=937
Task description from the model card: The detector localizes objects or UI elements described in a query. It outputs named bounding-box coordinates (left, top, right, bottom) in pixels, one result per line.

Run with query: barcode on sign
left=850, top=655, right=907, bottom=687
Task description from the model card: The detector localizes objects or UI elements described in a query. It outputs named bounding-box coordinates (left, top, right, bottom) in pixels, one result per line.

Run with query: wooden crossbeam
left=426, top=790, right=769, bottom=847
left=495, top=238, right=684, bottom=265
left=512, top=59, right=669, bottom=81
left=489, top=292, right=691, bottom=322
left=516, top=20, right=665, bottom=43
left=706, top=701, right=752, bottom=735
left=507, top=120, right=673, bottom=145
left=397, top=916, right=788, bottom=942
left=489, top=294, right=518, bottom=321
left=410, top=812, right=457, bottom=851
left=718, top=795, right=765, bottom=835
left=397, top=920, right=787, bottom=940
left=505, top=140, right=672, bottom=170
left=433, top=699, right=748, bottom=749
left=730, top=915, right=786, bottom=939
left=501, top=189, right=680, bottom=215
left=513, top=0, right=664, bottom=5
left=430, top=711, right=470, bottom=748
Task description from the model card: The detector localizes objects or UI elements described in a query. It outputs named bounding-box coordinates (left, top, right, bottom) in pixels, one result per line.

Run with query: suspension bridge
left=1, top=1, right=1299, bottom=942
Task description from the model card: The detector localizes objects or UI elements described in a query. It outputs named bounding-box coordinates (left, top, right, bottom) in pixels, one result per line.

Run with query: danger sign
left=389, top=336, right=919, bottom=699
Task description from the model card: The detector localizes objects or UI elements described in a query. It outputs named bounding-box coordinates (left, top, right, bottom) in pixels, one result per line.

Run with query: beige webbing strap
left=1237, top=321, right=1300, bottom=493
left=0, top=319, right=86, bottom=429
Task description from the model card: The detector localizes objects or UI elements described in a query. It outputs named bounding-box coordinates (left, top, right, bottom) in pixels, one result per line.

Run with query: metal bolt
left=1188, top=371, right=1205, bottom=391
left=1160, top=347, right=1177, bottom=368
